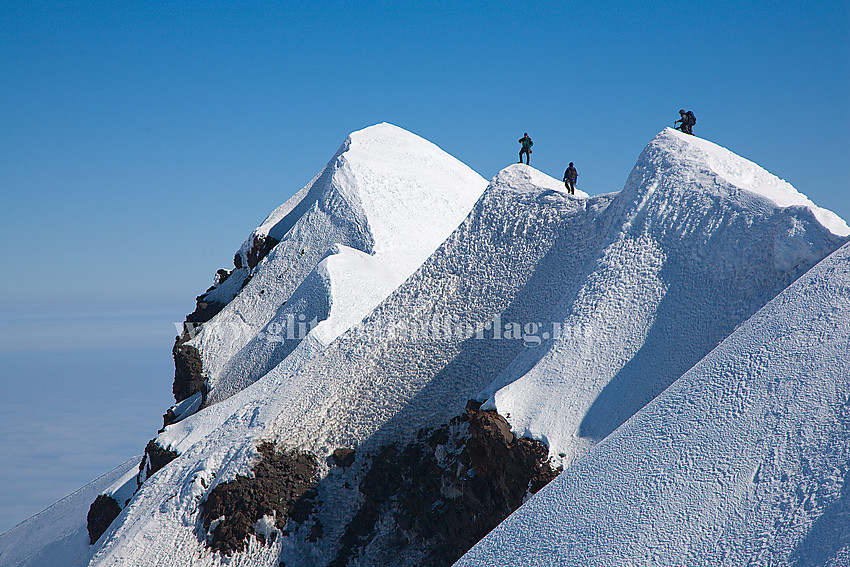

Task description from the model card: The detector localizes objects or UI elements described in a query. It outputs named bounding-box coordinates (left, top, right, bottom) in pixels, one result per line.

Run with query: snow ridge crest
left=630, top=128, right=849, bottom=236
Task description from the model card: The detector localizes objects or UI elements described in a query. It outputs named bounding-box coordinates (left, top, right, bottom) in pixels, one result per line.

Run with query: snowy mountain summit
left=183, top=122, right=488, bottom=407
left=1, top=125, right=848, bottom=567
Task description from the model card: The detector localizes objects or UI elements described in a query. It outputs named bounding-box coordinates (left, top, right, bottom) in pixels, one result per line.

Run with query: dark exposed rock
left=308, top=520, right=323, bottom=542
left=179, top=269, right=232, bottom=339
left=170, top=266, right=231, bottom=367
left=87, top=494, right=121, bottom=545
left=138, top=439, right=179, bottom=484
left=199, top=442, right=319, bottom=555
left=161, top=406, right=181, bottom=430
left=332, top=448, right=356, bottom=468
left=169, top=255, right=250, bottom=408
left=247, top=234, right=280, bottom=270
left=172, top=341, right=205, bottom=403
left=215, top=268, right=231, bottom=285
left=186, top=298, right=227, bottom=323
left=162, top=409, right=177, bottom=430
left=234, top=252, right=244, bottom=269
left=331, top=406, right=560, bottom=567
left=186, top=296, right=226, bottom=327
left=169, top=288, right=217, bottom=407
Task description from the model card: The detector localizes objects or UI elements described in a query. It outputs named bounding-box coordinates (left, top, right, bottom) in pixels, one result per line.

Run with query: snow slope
left=0, top=456, right=141, bottom=567
left=455, top=240, right=850, bottom=567
left=154, top=164, right=597, bottom=461
left=479, top=127, right=847, bottom=465
left=4, top=127, right=847, bottom=567
left=192, top=122, right=487, bottom=406
left=84, top=131, right=845, bottom=566
left=81, top=163, right=608, bottom=567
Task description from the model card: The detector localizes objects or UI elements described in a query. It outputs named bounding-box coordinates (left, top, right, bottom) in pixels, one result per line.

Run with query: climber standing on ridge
left=675, top=109, right=696, bottom=135
left=518, top=133, right=533, bottom=164
left=563, top=162, right=578, bottom=195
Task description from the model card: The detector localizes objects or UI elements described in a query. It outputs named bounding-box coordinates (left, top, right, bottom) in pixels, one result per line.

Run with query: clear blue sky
left=2, top=0, right=848, bottom=309
left=0, top=0, right=848, bottom=532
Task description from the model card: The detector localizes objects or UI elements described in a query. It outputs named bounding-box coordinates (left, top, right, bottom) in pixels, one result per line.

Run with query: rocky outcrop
left=124, top=233, right=282, bottom=550
left=87, top=494, right=121, bottom=544
left=214, top=268, right=231, bottom=285
left=172, top=341, right=205, bottom=403
left=331, top=402, right=560, bottom=567
left=85, top=437, right=180, bottom=547
left=464, top=401, right=558, bottom=496
left=169, top=264, right=240, bottom=404
left=246, top=234, right=280, bottom=270
left=199, top=443, right=320, bottom=555
left=138, top=439, right=179, bottom=484
left=185, top=295, right=227, bottom=329
left=332, top=448, right=356, bottom=468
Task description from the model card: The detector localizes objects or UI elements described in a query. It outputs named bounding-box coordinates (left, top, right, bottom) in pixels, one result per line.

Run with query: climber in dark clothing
left=563, top=162, right=578, bottom=195
left=675, top=109, right=696, bottom=135
left=518, top=133, right=533, bottom=164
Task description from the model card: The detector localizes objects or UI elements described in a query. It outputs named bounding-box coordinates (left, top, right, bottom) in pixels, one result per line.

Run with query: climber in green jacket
left=518, top=133, right=533, bottom=165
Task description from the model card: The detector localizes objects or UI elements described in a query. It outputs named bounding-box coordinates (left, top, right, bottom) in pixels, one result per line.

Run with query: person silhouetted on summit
left=563, top=162, right=578, bottom=195
left=675, top=109, right=696, bottom=135
left=518, top=133, right=533, bottom=164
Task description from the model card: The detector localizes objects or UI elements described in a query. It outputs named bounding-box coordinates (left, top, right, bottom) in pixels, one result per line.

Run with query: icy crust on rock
left=456, top=241, right=850, bottom=567
left=192, top=123, right=487, bottom=405
left=480, top=127, right=848, bottom=465
left=82, top=171, right=615, bottom=567
left=0, top=456, right=141, bottom=567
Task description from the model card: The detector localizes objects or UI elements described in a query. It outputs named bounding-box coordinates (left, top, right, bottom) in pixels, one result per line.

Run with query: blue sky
left=2, top=0, right=848, bottom=307
left=0, top=0, right=848, bottom=531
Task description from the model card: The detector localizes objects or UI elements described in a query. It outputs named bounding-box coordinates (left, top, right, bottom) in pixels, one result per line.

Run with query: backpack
left=686, top=111, right=696, bottom=125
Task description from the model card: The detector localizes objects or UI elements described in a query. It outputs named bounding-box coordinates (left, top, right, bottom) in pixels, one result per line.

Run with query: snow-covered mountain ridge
left=183, top=123, right=487, bottom=408
left=479, top=127, right=848, bottom=464
left=455, top=239, right=850, bottom=567
left=1, top=125, right=847, bottom=567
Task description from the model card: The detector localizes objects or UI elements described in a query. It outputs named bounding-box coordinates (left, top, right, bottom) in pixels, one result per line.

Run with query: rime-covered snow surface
left=479, top=127, right=848, bottom=464
left=455, top=239, right=850, bottom=567
left=193, top=122, right=488, bottom=406
left=1, top=126, right=847, bottom=567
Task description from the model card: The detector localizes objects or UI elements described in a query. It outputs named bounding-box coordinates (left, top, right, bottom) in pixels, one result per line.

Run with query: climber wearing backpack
left=563, top=162, right=578, bottom=195
left=518, top=133, right=533, bottom=164
left=675, top=109, right=696, bottom=135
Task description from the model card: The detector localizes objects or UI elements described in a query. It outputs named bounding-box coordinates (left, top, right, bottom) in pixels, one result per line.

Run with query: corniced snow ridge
left=455, top=241, right=850, bottom=567
left=191, top=122, right=488, bottom=406
left=1, top=125, right=847, bottom=567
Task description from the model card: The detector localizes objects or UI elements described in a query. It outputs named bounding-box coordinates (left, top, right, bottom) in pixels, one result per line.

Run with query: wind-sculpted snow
left=192, top=123, right=487, bottom=406
left=674, top=132, right=848, bottom=237
left=480, top=127, right=847, bottom=465
left=456, top=241, right=850, bottom=567
left=5, top=126, right=848, bottom=567
left=83, top=165, right=609, bottom=567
